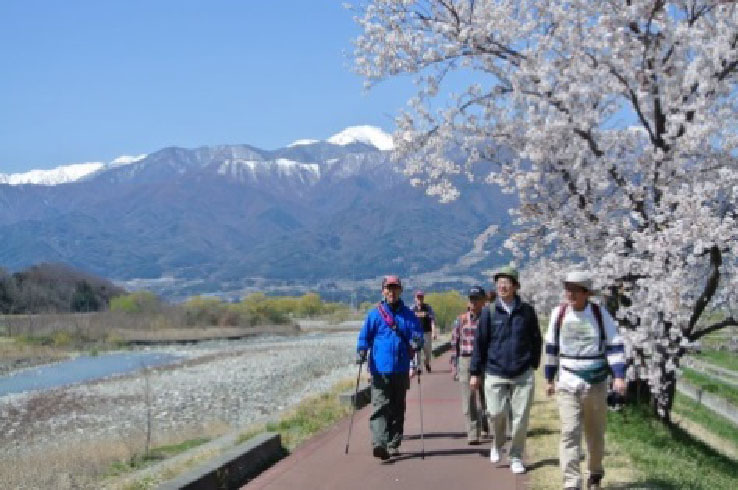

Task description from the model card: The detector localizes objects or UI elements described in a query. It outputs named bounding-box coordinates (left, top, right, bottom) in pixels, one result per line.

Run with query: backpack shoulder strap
left=590, top=302, right=606, bottom=353
left=554, top=303, right=568, bottom=348
left=377, top=302, right=412, bottom=346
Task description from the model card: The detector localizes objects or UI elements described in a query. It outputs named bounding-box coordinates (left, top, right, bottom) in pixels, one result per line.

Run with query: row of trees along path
left=351, top=0, right=738, bottom=421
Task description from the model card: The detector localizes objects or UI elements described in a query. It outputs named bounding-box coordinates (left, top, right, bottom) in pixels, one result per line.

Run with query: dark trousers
left=370, top=373, right=410, bottom=449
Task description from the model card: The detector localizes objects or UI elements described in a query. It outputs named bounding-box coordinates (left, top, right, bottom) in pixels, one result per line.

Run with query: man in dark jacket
left=469, top=265, right=541, bottom=475
left=357, top=275, right=423, bottom=460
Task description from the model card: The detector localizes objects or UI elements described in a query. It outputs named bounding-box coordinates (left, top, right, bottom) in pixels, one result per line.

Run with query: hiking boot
left=587, top=474, right=603, bottom=489
left=510, top=458, right=526, bottom=474
left=373, top=446, right=390, bottom=461
left=489, top=445, right=501, bottom=463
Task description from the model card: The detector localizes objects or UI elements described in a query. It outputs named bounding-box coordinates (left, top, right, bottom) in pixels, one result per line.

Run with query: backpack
left=554, top=302, right=606, bottom=360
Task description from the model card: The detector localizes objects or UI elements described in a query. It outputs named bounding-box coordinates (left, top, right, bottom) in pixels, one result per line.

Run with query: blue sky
left=0, top=1, right=419, bottom=173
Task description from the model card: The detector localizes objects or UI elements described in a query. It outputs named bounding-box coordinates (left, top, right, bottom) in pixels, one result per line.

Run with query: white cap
left=564, top=270, right=593, bottom=292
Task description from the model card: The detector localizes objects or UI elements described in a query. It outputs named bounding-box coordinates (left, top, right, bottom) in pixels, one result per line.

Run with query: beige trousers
left=484, top=368, right=535, bottom=459
left=457, top=356, right=488, bottom=440
left=557, top=381, right=608, bottom=488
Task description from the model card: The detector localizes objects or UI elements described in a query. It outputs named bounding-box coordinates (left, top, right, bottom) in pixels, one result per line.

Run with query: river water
left=0, top=351, right=179, bottom=396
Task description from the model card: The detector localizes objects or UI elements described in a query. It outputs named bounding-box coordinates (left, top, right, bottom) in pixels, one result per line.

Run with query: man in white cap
left=544, top=270, right=627, bottom=490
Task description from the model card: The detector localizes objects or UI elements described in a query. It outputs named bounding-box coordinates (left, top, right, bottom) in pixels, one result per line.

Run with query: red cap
left=382, top=275, right=402, bottom=288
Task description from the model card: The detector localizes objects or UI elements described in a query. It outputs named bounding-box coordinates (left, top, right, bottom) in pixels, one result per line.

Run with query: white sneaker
left=489, top=445, right=501, bottom=463
left=510, top=458, right=526, bottom=474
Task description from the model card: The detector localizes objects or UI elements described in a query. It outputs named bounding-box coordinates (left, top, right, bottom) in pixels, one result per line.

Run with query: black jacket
left=469, top=296, right=542, bottom=378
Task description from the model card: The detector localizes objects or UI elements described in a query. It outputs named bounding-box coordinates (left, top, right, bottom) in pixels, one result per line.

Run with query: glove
left=356, top=350, right=367, bottom=365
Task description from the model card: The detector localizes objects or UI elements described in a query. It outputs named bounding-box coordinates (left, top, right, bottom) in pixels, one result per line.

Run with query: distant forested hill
left=0, top=263, right=124, bottom=314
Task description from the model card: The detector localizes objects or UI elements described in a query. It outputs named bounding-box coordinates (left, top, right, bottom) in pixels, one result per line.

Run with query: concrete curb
left=339, top=341, right=451, bottom=409
left=677, top=379, right=738, bottom=426
left=156, top=432, right=283, bottom=490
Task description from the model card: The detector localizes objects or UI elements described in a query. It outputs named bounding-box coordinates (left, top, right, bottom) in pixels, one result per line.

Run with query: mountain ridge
left=0, top=127, right=513, bottom=299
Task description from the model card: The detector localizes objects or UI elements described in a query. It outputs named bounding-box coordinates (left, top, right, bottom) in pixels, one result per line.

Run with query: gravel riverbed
left=0, top=331, right=357, bottom=468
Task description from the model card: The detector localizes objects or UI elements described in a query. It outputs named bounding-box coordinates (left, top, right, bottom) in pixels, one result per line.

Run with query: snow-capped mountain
left=0, top=162, right=104, bottom=186
left=0, top=154, right=147, bottom=186
left=3, top=126, right=392, bottom=187
left=0, top=127, right=511, bottom=299
left=285, top=125, right=394, bottom=151
left=326, top=125, right=394, bottom=150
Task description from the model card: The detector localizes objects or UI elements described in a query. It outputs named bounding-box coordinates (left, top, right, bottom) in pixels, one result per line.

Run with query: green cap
left=493, top=265, right=520, bottom=286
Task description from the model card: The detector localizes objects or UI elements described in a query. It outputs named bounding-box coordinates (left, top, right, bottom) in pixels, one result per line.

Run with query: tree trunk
left=651, top=368, right=676, bottom=424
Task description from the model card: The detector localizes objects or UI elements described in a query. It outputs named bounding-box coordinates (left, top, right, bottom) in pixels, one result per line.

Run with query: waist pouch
left=563, top=364, right=610, bottom=384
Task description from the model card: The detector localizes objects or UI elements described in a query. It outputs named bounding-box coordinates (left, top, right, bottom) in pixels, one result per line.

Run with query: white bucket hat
left=563, top=270, right=593, bottom=292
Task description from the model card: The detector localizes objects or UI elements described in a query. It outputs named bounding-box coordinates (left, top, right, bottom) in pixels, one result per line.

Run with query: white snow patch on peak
left=288, top=139, right=320, bottom=148
left=326, top=125, right=394, bottom=151
left=110, top=154, right=147, bottom=167
left=0, top=162, right=104, bottom=186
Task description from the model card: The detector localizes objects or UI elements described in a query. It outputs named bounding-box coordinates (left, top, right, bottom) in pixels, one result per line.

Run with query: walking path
left=245, top=352, right=528, bottom=490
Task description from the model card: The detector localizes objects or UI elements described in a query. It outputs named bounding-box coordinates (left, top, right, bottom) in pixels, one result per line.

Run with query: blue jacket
left=469, top=296, right=542, bottom=378
left=357, top=300, right=423, bottom=375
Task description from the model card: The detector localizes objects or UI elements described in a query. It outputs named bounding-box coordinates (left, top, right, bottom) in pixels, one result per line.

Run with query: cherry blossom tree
left=352, top=0, right=738, bottom=420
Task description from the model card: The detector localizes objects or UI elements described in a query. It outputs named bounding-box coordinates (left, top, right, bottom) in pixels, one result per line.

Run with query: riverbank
left=0, top=331, right=356, bottom=489
left=0, top=338, right=72, bottom=376
left=0, top=323, right=302, bottom=377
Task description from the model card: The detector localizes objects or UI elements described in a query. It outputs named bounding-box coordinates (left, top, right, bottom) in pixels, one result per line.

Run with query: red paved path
left=245, top=352, right=530, bottom=490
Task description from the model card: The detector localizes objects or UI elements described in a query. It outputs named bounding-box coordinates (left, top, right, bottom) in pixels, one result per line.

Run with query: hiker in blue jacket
left=357, top=275, right=423, bottom=460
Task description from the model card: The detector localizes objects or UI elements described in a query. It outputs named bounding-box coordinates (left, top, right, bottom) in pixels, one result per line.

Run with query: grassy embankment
left=526, top=318, right=738, bottom=489
left=694, top=349, right=738, bottom=372
left=680, top=366, right=738, bottom=405
left=526, top=366, right=738, bottom=489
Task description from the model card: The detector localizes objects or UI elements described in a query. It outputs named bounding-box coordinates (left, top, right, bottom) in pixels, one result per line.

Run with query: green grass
left=236, top=378, right=354, bottom=451
left=265, top=388, right=352, bottom=450
left=607, top=403, right=738, bottom=489
left=672, top=393, right=738, bottom=444
left=694, top=350, right=738, bottom=372
left=107, top=437, right=211, bottom=477
left=681, top=367, right=738, bottom=405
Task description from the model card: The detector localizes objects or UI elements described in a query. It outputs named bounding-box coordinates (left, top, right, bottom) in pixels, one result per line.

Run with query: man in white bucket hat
left=543, top=270, right=627, bottom=490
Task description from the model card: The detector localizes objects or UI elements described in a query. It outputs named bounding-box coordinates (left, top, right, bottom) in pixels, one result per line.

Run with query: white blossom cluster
left=352, top=0, right=738, bottom=418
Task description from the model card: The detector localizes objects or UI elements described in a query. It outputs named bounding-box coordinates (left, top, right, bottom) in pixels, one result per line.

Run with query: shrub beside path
left=245, top=352, right=527, bottom=490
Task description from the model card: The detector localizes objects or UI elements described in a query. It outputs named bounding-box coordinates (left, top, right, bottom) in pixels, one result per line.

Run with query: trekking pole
left=345, top=359, right=364, bottom=454
left=417, top=350, right=425, bottom=459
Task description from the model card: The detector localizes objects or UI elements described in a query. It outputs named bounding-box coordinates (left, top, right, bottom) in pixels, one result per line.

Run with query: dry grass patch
left=116, top=378, right=356, bottom=489
left=0, top=420, right=231, bottom=490
left=0, top=337, right=70, bottom=374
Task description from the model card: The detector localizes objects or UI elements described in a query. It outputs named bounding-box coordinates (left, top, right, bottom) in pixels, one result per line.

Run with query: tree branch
left=689, top=317, right=738, bottom=342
